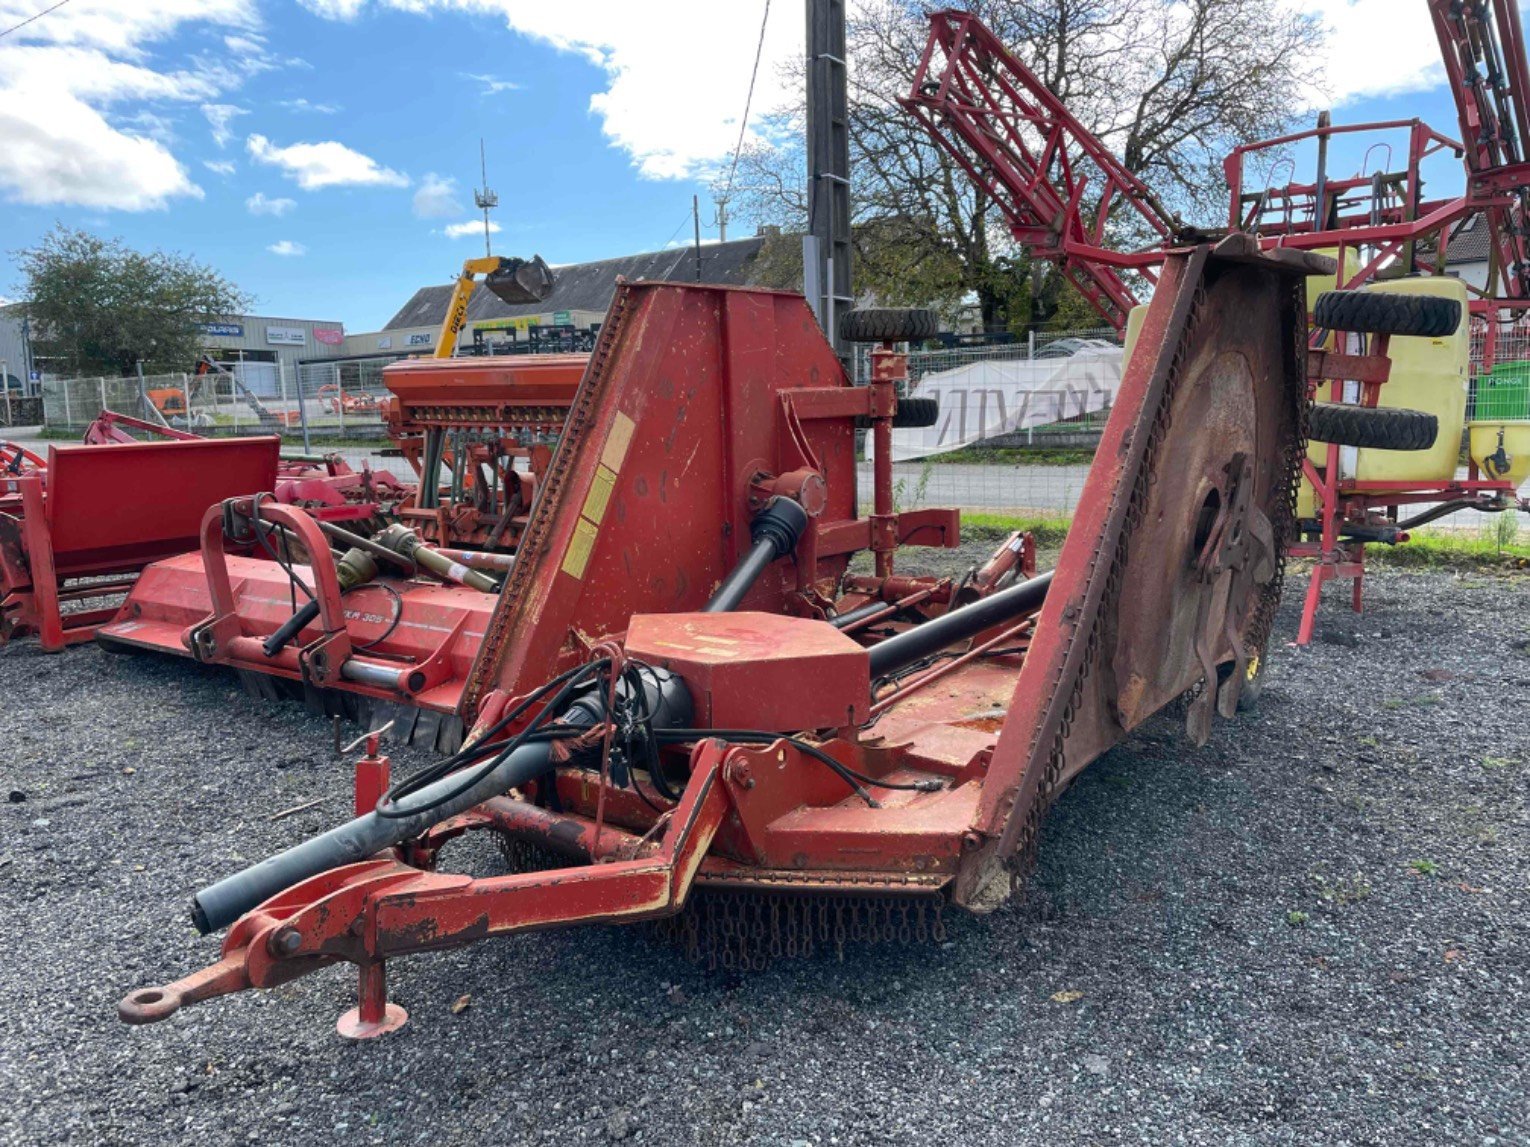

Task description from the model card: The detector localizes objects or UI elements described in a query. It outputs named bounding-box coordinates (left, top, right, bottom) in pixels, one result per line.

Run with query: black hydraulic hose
left=866, top=570, right=1054, bottom=680
left=831, top=599, right=893, bottom=630
left=191, top=667, right=693, bottom=934
left=703, top=497, right=810, bottom=612
left=262, top=600, right=320, bottom=656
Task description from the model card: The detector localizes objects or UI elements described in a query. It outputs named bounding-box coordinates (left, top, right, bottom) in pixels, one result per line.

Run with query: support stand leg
left=336, top=961, right=407, bottom=1041
left=1296, top=563, right=1326, bottom=646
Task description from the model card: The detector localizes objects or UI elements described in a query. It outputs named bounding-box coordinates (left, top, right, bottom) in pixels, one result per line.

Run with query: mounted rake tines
left=117, top=239, right=1318, bottom=1038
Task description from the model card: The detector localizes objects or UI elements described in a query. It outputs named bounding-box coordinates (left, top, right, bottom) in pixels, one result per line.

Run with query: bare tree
left=727, top=0, right=1323, bottom=331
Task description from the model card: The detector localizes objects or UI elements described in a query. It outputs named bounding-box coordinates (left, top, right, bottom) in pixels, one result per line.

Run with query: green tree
left=16, top=226, right=252, bottom=377
left=727, top=0, right=1322, bottom=333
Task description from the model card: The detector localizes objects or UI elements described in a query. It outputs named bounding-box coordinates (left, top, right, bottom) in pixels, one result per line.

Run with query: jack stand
left=335, top=721, right=406, bottom=1040
left=336, top=961, right=407, bottom=1041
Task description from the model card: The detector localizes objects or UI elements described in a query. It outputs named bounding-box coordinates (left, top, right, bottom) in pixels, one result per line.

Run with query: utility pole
left=693, top=194, right=703, bottom=282
left=805, top=0, right=852, bottom=356
left=714, top=196, right=729, bottom=243
left=474, top=139, right=498, bottom=259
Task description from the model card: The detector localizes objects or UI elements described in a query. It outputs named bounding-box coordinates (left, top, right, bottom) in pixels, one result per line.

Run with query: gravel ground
left=2, top=564, right=1527, bottom=1146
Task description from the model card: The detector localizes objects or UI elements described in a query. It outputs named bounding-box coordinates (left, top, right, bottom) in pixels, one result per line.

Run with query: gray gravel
left=2, top=567, right=1527, bottom=1146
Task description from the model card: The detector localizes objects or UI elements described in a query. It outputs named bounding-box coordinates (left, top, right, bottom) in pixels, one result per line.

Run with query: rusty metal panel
left=963, top=239, right=1314, bottom=903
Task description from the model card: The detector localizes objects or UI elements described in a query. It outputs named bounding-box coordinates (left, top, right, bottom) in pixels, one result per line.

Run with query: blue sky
left=0, top=0, right=1504, bottom=331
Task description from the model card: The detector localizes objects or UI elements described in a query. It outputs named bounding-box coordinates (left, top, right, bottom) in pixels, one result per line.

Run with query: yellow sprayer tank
left=1297, top=249, right=1361, bottom=518
left=1352, top=276, right=1469, bottom=486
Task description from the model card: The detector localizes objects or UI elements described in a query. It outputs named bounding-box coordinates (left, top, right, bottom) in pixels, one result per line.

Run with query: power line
left=659, top=208, right=693, bottom=250
left=0, top=0, right=75, bottom=41
left=718, top=0, right=773, bottom=212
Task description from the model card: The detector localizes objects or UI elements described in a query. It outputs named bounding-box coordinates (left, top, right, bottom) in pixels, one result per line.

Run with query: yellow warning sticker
left=580, top=464, right=618, bottom=527
left=600, top=411, right=636, bottom=472
left=562, top=517, right=600, bottom=580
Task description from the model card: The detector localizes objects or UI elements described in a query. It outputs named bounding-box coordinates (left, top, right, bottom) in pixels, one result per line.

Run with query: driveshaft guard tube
left=191, top=668, right=693, bottom=934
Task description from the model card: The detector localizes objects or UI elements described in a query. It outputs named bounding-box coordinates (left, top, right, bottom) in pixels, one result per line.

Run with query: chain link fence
left=35, top=330, right=1129, bottom=522
left=1469, top=317, right=1530, bottom=421
left=39, top=357, right=395, bottom=445
left=853, top=326, right=1123, bottom=519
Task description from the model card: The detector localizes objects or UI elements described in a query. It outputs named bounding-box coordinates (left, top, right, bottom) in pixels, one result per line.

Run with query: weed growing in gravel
left=1311, top=869, right=1372, bottom=907
left=1409, top=859, right=1440, bottom=876
left=1481, top=755, right=1518, bottom=769
left=1286, top=910, right=1309, bottom=926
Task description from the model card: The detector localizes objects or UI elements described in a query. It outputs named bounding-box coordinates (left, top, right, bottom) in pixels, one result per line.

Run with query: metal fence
left=851, top=326, right=1122, bottom=518
left=40, top=358, right=395, bottom=445
left=1469, top=319, right=1530, bottom=422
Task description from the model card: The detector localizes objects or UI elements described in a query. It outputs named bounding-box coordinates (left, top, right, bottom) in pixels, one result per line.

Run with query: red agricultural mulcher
left=119, top=236, right=1320, bottom=1039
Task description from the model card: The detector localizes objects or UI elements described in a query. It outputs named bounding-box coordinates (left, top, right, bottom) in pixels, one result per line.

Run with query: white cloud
left=0, top=1, right=258, bottom=57
left=443, top=219, right=500, bottom=239
left=201, top=103, right=249, bottom=147
left=461, top=72, right=521, bottom=95
left=247, top=191, right=296, bottom=216
left=291, top=0, right=1476, bottom=183
left=224, top=33, right=266, bottom=55
left=279, top=97, right=341, bottom=114
left=299, top=1, right=802, bottom=180
left=204, top=159, right=237, bottom=175
left=1295, top=0, right=1444, bottom=106
left=413, top=172, right=463, bottom=218
left=0, top=2, right=368, bottom=211
left=246, top=132, right=408, bottom=190
left=0, top=85, right=206, bottom=210
left=267, top=240, right=307, bottom=256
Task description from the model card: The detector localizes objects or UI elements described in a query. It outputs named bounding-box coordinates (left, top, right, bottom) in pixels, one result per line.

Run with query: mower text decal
left=562, top=411, right=637, bottom=581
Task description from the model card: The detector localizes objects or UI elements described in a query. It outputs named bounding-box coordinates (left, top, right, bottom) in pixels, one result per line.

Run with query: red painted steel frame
left=101, top=500, right=496, bottom=717
left=0, top=438, right=280, bottom=650
left=381, top=354, right=585, bottom=549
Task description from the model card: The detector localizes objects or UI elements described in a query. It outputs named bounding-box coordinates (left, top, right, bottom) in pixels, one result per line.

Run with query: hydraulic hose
left=831, top=599, right=892, bottom=630
left=867, top=570, right=1053, bottom=679
left=261, top=547, right=379, bottom=657
left=191, top=668, right=692, bottom=934
left=704, top=497, right=810, bottom=612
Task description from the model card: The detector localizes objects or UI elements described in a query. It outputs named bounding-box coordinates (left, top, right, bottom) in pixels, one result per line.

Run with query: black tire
left=1307, top=403, right=1438, bottom=451
left=840, top=307, right=938, bottom=343
left=855, top=396, right=940, bottom=430
left=1313, top=290, right=1461, bottom=338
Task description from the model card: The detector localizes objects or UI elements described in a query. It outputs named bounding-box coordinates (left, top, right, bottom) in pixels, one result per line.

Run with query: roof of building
left=1444, top=214, right=1494, bottom=264
left=1424, top=214, right=1494, bottom=265
left=383, top=235, right=775, bottom=330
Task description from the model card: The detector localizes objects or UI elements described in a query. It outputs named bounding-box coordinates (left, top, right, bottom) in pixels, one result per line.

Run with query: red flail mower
left=119, top=238, right=1319, bottom=1039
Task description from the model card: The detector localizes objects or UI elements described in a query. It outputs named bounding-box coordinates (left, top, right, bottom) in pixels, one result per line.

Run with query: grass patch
left=1366, top=524, right=1530, bottom=571
left=925, top=445, right=1098, bottom=467
left=959, top=512, right=1072, bottom=547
